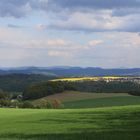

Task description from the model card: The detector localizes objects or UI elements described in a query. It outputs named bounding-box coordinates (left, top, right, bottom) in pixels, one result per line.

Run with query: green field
left=33, top=91, right=140, bottom=109
left=1, top=91, right=140, bottom=139
left=64, top=96, right=140, bottom=108
left=0, top=105, right=140, bottom=140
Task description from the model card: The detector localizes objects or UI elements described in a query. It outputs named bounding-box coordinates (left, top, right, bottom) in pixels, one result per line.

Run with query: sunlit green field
left=0, top=105, right=140, bottom=140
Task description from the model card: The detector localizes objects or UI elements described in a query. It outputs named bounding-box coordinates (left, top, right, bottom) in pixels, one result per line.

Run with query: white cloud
left=0, top=27, right=140, bottom=67
left=88, top=40, right=103, bottom=47
left=36, top=24, right=47, bottom=30
left=48, top=11, right=126, bottom=32
left=48, top=50, right=71, bottom=57
left=46, top=39, right=70, bottom=46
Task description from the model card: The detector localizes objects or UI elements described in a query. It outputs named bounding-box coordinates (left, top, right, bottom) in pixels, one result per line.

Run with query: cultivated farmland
left=0, top=105, right=140, bottom=140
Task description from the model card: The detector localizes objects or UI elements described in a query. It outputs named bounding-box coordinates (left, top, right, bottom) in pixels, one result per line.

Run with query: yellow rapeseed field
left=51, top=76, right=124, bottom=82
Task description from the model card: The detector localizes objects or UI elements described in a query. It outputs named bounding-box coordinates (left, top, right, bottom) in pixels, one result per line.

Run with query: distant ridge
left=0, top=66, right=140, bottom=76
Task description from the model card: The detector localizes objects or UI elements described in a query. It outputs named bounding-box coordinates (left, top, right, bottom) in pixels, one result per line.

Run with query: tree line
left=1, top=80, right=140, bottom=108
left=0, top=74, right=56, bottom=92
left=23, top=81, right=140, bottom=100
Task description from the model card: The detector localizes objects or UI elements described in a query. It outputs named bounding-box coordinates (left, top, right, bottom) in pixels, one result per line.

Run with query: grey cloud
left=0, top=0, right=140, bottom=18
left=112, top=8, right=140, bottom=17
left=46, top=0, right=140, bottom=18
left=0, top=0, right=30, bottom=18
left=0, top=0, right=49, bottom=18
left=1, top=0, right=140, bottom=18
left=46, top=12, right=140, bottom=32
left=7, top=24, right=25, bottom=28
left=1, top=0, right=140, bottom=33
left=29, top=0, right=48, bottom=10
left=41, top=0, right=140, bottom=32
left=48, top=0, right=140, bottom=10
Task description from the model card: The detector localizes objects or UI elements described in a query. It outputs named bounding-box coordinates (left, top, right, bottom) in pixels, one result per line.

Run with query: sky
left=0, top=0, right=140, bottom=68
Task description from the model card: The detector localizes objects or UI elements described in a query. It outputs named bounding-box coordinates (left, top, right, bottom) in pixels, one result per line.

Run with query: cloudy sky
left=0, top=0, right=140, bottom=68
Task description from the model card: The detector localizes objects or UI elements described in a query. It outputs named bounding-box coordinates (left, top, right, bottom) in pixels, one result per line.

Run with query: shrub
left=37, top=99, right=52, bottom=109
left=32, top=99, right=63, bottom=109
left=0, top=99, right=11, bottom=107
left=52, top=99, right=62, bottom=109
left=128, top=91, right=140, bottom=96
left=11, top=100, right=20, bottom=108
left=19, top=101, right=34, bottom=108
left=0, top=90, right=9, bottom=100
left=46, top=101, right=53, bottom=109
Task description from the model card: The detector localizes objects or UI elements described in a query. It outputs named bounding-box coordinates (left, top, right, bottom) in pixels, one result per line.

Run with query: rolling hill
left=0, top=105, right=140, bottom=140
left=32, top=91, right=140, bottom=109
left=0, top=74, right=56, bottom=92
left=0, top=66, right=140, bottom=76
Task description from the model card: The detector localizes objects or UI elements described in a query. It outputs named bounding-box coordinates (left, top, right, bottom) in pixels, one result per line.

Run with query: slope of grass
left=0, top=105, right=140, bottom=140
left=33, top=91, right=130, bottom=105
left=32, top=91, right=140, bottom=108
left=64, top=96, right=140, bottom=108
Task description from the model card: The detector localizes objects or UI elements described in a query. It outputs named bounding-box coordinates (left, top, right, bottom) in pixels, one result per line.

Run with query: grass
left=64, top=96, right=140, bottom=108
left=33, top=91, right=130, bottom=104
left=0, top=105, right=140, bottom=140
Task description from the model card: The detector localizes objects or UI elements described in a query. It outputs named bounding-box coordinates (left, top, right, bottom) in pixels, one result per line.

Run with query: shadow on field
left=1, top=130, right=140, bottom=140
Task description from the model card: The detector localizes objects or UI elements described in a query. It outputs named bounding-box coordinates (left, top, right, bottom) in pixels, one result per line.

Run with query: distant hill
left=0, top=66, right=140, bottom=76
left=0, top=74, right=56, bottom=92
left=46, top=67, right=140, bottom=76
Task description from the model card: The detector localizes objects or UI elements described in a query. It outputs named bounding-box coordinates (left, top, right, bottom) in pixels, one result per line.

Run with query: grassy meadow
left=33, top=91, right=130, bottom=103
left=33, top=91, right=140, bottom=109
left=1, top=91, right=140, bottom=139
left=0, top=105, right=140, bottom=140
left=64, top=96, right=140, bottom=108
